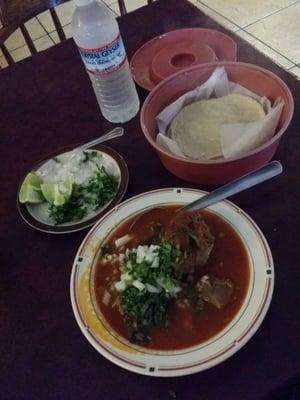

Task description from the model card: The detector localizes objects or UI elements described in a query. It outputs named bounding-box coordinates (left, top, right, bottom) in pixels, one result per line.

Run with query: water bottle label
left=78, top=33, right=126, bottom=76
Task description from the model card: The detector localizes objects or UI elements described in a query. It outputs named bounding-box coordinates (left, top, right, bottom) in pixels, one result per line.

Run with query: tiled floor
left=191, top=0, right=300, bottom=78
left=1, top=0, right=300, bottom=80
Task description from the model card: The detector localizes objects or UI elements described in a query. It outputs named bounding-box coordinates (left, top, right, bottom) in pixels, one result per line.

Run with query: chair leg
left=50, top=8, right=66, bottom=42
left=20, top=24, right=37, bottom=54
left=1, top=44, right=14, bottom=65
left=118, top=0, right=127, bottom=15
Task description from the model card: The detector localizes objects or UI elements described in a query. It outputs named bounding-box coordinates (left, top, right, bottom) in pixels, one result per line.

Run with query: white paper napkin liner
left=155, top=67, right=283, bottom=160
left=221, top=101, right=284, bottom=158
left=156, top=133, right=185, bottom=157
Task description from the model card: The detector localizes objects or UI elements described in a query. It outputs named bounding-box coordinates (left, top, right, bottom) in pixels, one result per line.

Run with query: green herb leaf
left=81, top=150, right=99, bottom=163
left=120, top=238, right=183, bottom=344
left=49, top=166, right=118, bottom=224
left=122, top=286, right=169, bottom=344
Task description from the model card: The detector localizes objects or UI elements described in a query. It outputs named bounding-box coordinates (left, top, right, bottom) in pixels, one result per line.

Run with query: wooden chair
left=0, top=0, right=8, bottom=30
left=0, top=0, right=156, bottom=67
left=0, top=0, right=70, bottom=66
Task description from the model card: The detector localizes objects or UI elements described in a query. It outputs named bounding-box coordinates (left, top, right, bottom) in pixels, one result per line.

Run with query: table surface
left=1, top=0, right=299, bottom=399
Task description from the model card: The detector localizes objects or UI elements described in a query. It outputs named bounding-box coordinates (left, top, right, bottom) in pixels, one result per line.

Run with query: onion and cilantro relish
left=49, top=165, right=118, bottom=224
left=114, top=239, right=182, bottom=344
left=41, top=150, right=119, bottom=224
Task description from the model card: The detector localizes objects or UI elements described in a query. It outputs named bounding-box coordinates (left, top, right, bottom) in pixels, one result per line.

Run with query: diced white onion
left=115, top=234, right=133, bottom=248
left=118, top=253, right=125, bottom=263
left=43, top=150, right=105, bottom=186
left=132, top=280, right=145, bottom=291
left=156, top=278, right=182, bottom=297
left=145, top=283, right=161, bottom=293
left=145, top=245, right=159, bottom=263
left=102, top=290, right=111, bottom=305
left=135, top=244, right=160, bottom=264
left=126, top=260, right=132, bottom=270
left=114, top=281, right=126, bottom=291
left=151, top=256, right=159, bottom=268
left=122, top=272, right=133, bottom=282
left=156, top=278, right=164, bottom=288
left=169, top=286, right=182, bottom=296
left=125, top=248, right=131, bottom=257
left=136, top=245, right=148, bottom=263
left=149, top=244, right=160, bottom=252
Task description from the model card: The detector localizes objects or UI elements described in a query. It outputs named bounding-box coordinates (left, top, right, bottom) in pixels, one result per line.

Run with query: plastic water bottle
left=72, top=0, right=140, bottom=123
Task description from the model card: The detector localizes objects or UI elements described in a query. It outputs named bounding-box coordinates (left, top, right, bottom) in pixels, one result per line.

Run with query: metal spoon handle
left=78, top=127, right=124, bottom=151
left=182, top=161, right=283, bottom=212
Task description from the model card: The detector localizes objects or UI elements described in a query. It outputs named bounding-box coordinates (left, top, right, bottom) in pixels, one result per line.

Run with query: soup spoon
left=77, top=126, right=124, bottom=151
left=63, top=126, right=124, bottom=163
left=129, top=160, right=282, bottom=231
left=181, top=160, right=282, bottom=213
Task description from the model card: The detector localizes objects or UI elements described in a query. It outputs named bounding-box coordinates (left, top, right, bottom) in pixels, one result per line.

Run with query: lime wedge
left=19, top=172, right=44, bottom=204
left=41, top=182, right=73, bottom=206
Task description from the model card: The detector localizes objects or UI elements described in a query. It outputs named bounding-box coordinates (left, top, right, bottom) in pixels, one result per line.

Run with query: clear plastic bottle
left=72, top=0, right=140, bottom=123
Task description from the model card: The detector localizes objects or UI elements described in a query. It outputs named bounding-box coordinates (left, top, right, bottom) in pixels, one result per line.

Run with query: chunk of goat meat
left=165, top=211, right=214, bottom=273
left=197, top=274, right=233, bottom=309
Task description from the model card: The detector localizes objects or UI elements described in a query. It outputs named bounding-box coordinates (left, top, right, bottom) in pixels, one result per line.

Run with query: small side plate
left=17, top=145, right=129, bottom=234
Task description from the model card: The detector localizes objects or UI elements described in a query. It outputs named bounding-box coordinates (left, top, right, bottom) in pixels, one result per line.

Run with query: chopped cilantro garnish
left=81, top=150, right=99, bottom=163
left=120, top=238, right=182, bottom=344
left=49, top=166, right=118, bottom=224
left=122, top=287, right=169, bottom=344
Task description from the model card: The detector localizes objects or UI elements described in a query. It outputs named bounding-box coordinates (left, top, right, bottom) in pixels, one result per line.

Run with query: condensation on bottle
left=72, top=0, right=140, bottom=123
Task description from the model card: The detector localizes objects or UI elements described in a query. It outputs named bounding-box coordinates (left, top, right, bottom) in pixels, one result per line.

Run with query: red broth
left=93, top=205, right=250, bottom=350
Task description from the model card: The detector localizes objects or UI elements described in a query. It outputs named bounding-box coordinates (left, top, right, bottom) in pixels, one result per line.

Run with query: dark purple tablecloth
left=0, top=0, right=299, bottom=399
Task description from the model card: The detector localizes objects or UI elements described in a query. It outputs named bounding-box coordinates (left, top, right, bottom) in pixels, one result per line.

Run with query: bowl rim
left=140, top=61, right=294, bottom=165
left=70, top=187, right=274, bottom=376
